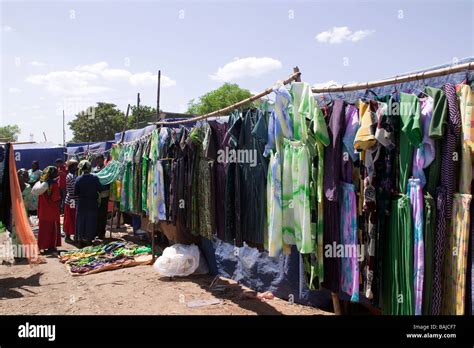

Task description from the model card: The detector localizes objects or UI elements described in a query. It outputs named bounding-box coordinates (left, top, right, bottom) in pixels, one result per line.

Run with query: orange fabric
left=9, top=145, right=40, bottom=262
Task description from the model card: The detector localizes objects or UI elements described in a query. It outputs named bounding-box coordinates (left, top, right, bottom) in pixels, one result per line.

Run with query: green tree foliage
left=127, top=105, right=158, bottom=129
left=186, top=83, right=253, bottom=115
left=0, top=124, right=21, bottom=142
left=68, top=103, right=125, bottom=142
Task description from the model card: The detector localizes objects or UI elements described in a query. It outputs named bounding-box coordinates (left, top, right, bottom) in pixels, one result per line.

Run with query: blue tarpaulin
left=199, top=237, right=332, bottom=310
left=114, top=125, right=156, bottom=143
left=12, top=142, right=65, bottom=171
left=66, top=141, right=115, bottom=157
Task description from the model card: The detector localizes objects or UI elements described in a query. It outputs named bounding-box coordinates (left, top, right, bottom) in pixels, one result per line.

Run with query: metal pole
left=157, top=70, right=161, bottom=121
left=136, top=93, right=140, bottom=128
left=62, top=109, right=66, bottom=146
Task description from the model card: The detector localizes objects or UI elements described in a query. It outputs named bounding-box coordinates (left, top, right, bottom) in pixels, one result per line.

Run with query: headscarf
left=78, top=160, right=92, bottom=176
left=17, top=168, right=29, bottom=190
left=39, top=166, right=58, bottom=195
left=67, top=159, right=79, bottom=173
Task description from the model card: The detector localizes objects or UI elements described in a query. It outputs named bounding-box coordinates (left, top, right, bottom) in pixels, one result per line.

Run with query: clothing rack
left=311, top=61, right=473, bottom=94
left=152, top=67, right=302, bottom=126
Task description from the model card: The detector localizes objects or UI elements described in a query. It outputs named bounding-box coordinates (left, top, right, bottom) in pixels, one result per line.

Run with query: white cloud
left=2, top=25, right=13, bottom=32
left=75, top=61, right=109, bottom=73
left=8, top=87, right=21, bottom=93
left=26, top=70, right=111, bottom=96
left=26, top=62, right=176, bottom=96
left=21, top=105, right=41, bottom=110
left=101, top=68, right=132, bottom=80
left=315, top=27, right=374, bottom=44
left=210, top=57, right=282, bottom=82
left=129, top=72, right=176, bottom=87
left=312, top=80, right=341, bottom=89
left=30, top=61, right=47, bottom=67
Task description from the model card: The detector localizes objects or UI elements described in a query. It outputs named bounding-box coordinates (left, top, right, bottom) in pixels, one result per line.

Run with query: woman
left=37, top=166, right=61, bottom=253
left=17, top=169, right=32, bottom=215
left=63, top=159, right=78, bottom=243
left=74, top=160, right=100, bottom=247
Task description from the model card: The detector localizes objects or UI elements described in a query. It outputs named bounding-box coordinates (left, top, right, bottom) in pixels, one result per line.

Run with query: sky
left=1, top=0, right=473, bottom=144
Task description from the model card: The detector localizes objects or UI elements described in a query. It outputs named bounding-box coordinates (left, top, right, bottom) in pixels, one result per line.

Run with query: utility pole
left=62, top=109, right=66, bottom=146
left=156, top=70, right=161, bottom=121
left=136, top=93, right=140, bottom=129
left=120, top=104, right=131, bottom=143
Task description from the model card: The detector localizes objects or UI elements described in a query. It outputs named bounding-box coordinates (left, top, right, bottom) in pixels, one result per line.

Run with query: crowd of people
left=18, top=154, right=110, bottom=254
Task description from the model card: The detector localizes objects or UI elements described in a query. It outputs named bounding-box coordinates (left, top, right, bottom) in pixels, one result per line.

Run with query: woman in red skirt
left=37, top=166, right=61, bottom=254
left=63, top=160, right=78, bottom=243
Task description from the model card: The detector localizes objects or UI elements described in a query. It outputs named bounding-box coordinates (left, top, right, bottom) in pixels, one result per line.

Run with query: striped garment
left=64, top=172, right=77, bottom=206
left=441, top=83, right=462, bottom=218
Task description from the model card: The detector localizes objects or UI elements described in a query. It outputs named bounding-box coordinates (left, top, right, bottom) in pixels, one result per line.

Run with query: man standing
left=92, top=154, right=110, bottom=240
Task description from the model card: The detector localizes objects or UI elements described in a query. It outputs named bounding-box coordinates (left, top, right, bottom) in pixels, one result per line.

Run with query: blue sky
left=1, top=0, right=473, bottom=143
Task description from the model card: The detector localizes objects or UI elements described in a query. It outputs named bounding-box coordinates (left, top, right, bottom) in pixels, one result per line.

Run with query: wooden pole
left=119, top=104, right=131, bottom=144
left=312, top=61, right=473, bottom=94
left=153, top=69, right=302, bottom=125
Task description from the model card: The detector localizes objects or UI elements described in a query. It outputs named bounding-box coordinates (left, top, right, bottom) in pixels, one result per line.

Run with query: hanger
left=412, top=73, right=430, bottom=98
left=337, top=84, right=347, bottom=101
left=444, top=63, right=455, bottom=86
left=326, top=83, right=340, bottom=104
left=391, top=75, right=400, bottom=96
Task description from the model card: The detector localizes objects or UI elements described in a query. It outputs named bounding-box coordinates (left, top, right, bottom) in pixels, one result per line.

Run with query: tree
left=68, top=103, right=125, bottom=142
left=127, top=105, right=158, bottom=129
left=0, top=124, right=21, bottom=142
left=186, top=83, right=253, bottom=115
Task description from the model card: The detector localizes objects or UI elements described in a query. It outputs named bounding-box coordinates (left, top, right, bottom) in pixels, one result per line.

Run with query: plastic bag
left=153, top=244, right=201, bottom=277
left=31, top=181, right=48, bottom=196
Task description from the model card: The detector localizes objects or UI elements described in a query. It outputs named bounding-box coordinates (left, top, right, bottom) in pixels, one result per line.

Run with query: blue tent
left=66, top=141, right=115, bottom=157
left=12, top=142, right=65, bottom=171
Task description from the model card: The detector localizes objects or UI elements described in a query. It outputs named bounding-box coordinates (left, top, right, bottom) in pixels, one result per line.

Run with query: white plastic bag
left=31, top=181, right=48, bottom=196
left=153, top=244, right=200, bottom=277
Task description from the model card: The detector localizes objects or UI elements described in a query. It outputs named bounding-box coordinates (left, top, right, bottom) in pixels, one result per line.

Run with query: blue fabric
left=114, top=125, right=156, bottom=143
left=66, top=141, right=114, bottom=157
left=13, top=147, right=65, bottom=171
left=200, top=237, right=332, bottom=309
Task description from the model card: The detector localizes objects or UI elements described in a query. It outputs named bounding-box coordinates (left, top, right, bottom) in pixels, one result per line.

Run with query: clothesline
left=311, top=61, right=473, bottom=94
left=151, top=67, right=302, bottom=126
left=149, top=62, right=472, bottom=127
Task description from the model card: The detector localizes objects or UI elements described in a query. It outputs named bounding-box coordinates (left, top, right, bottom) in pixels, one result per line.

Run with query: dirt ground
left=0, top=228, right=332, bottom=316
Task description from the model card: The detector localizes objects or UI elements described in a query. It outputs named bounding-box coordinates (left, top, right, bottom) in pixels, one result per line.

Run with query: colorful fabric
left=267, top=151, right=283, bottom=257
left=340, top=182, right=359, bottom=302
left=412, top=96, right=435, bottom=188
left=354, top=100, right=376, bottom=151
left=313, top=102, right=330, bottom=284
left=442, top=193, right=471, bottom=315
left=385, top=195, right=414, bottom=315
left=264, top=85, right=293, bottom=156
left=422, top=193, right=436, bottom=315
left=282, top=139, right=312, bottom=253
left=407, top=178, right=424, bottom=315
left=456, top=83, right=474, bottom=144
left=399, top=93, right=422, bottom=193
